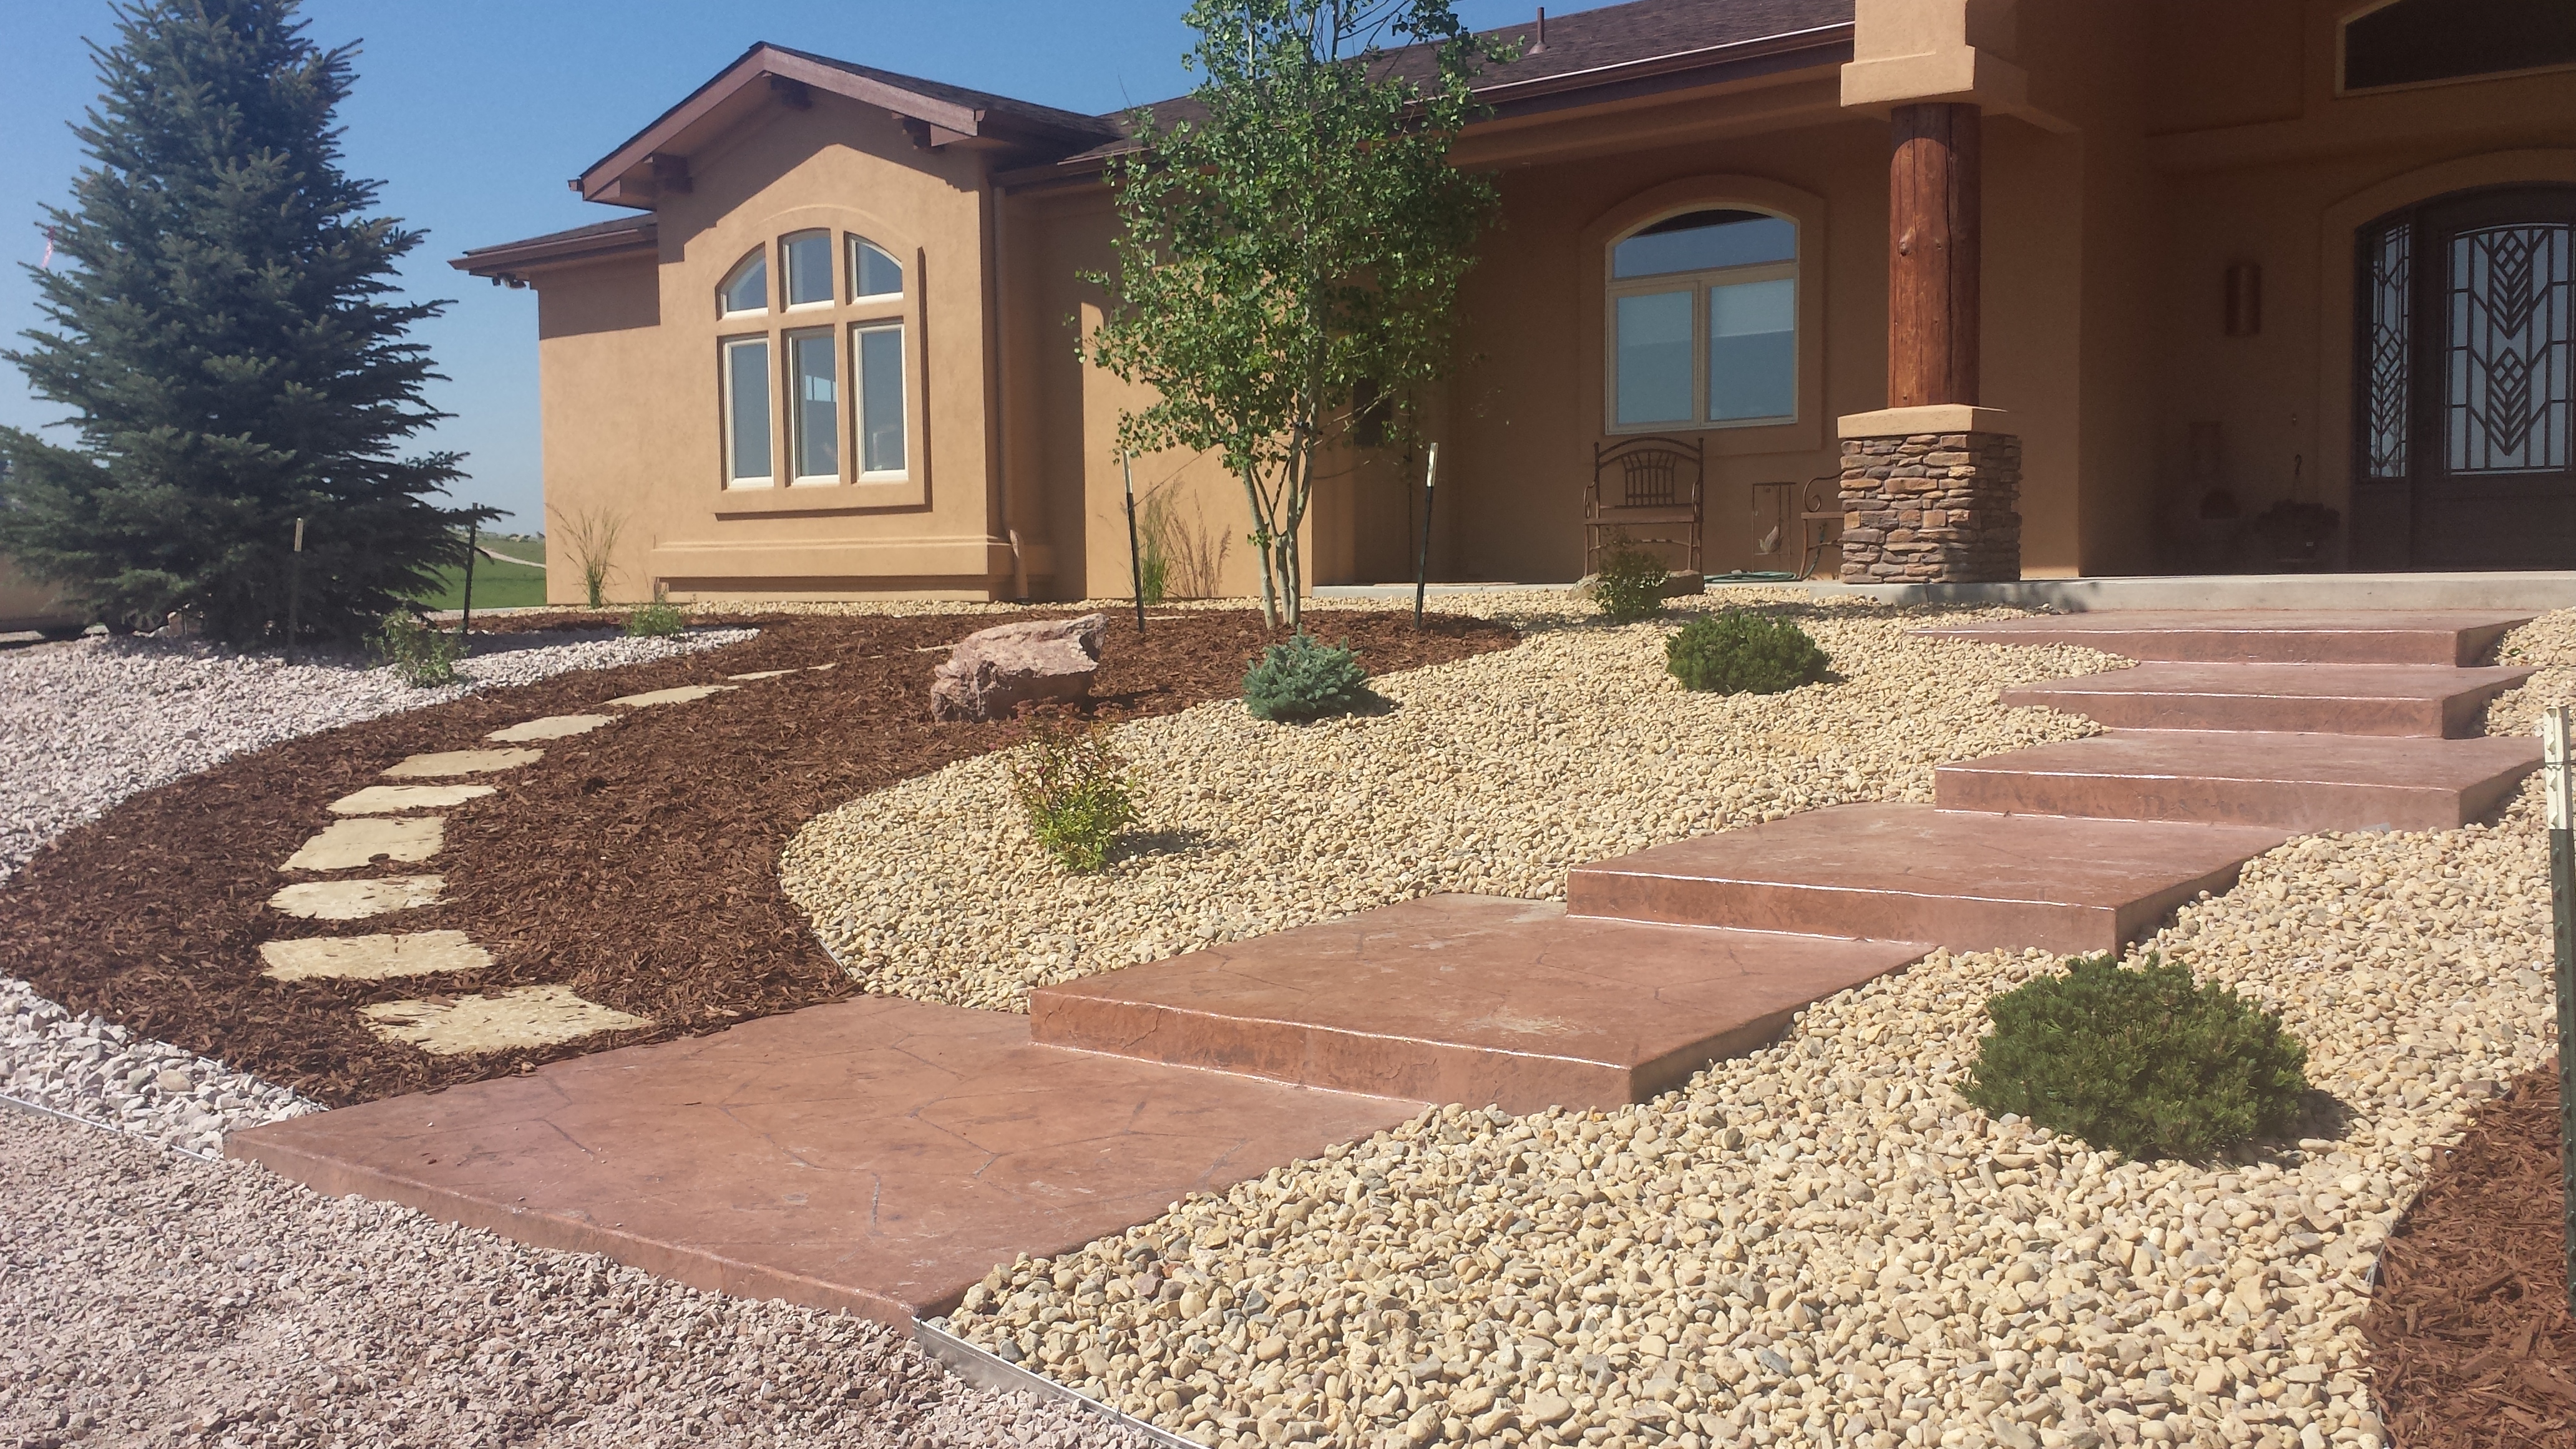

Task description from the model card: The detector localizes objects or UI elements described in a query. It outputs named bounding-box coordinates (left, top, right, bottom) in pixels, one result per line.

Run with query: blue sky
left=1, top=0, right=1583, bottom=530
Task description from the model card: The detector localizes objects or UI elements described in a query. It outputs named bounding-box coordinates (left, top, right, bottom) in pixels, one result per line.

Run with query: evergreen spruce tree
left=0, top=0, right=487, bottom=642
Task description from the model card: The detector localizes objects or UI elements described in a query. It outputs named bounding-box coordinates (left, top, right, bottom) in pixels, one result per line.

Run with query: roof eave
left=452, top=223, right=661, bottom=280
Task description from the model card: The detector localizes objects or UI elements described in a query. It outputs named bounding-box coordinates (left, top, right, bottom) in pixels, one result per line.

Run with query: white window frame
left=718, top=249, right=768, bottom=320
left=720, top=334, right=775, bottom=489
left=781, top=229, right=835, bottom=311
left=786, top=328, right=841, bottom=487
left=851, top=236, right=904, bottom=300
left=854, top=321, right=909, bottom=482
left=1604, top=210, right=1800, bottom=434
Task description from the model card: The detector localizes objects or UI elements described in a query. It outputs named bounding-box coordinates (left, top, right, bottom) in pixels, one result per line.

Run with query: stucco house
left=455, top=0, right=2576, bottom=603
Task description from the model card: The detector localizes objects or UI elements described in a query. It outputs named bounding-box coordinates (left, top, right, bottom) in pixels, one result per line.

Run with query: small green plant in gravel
left=626, top=598, right=686, bottom=638
left=1591, top=544, right=1669, bottom=623
left=1007, top=716, right=1138, bottom=873
left=1666, top=610, right=1830, bottom=695
left=1242, top=633, right=1370, bottom=722
left=1963, top=952, right=2310, bottom=1161
left=369, top=610, right=463, bottom=688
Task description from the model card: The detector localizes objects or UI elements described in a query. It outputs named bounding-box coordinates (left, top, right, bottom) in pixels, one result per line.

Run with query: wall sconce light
left=2225, top=261, right=2262, bottom=338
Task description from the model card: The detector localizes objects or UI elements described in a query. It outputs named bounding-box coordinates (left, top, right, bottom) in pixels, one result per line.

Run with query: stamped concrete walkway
left=236, top=607, right=2542, bottom=1328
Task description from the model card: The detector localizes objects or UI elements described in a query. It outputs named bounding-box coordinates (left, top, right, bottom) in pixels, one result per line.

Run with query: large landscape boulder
left=929, top=613, right=1108, bottom=723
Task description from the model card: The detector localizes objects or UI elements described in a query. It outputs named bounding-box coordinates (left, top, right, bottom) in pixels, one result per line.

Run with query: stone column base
left=1836, top=426, right=2022, bottom=583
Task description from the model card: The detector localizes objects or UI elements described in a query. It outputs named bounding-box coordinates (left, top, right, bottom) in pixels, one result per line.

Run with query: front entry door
left=2351, top=185, right=2575, bottom=570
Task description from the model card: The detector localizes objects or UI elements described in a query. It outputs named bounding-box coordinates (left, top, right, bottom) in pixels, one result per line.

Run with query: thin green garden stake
left=1121, top=451, right=1146, bottom=636
left=2545, top=704, right=2576, bottom=1314
left=285, top=517, right=305, bottom=665
left=1413, top=441, right=1438, bottom=628
left=458, top=519, right=479, bottom=646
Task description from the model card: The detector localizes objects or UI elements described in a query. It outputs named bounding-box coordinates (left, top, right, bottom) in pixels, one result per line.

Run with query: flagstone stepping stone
left=727, top=669, right=796, bottom=681
left=258, top=930, right=491, bottom=982
left=327, top=783, right=494, bottom=815
left=383, top=748, right=542, bottom=778
left=267, top=876, right=445, bottom=921
left=360, top=986, right=651, bottom=1055
left=602, top=683, right=738, bottom=708
left=282, top=816, right=444, bottom=872
left=485, top=713, right=617, bottom=744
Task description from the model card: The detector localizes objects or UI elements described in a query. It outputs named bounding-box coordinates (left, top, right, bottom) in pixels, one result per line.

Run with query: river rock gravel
left=0, top=626, right=754, bottom=885
left=932, top=612, right=2575, bottom=1449
left=783, top=594, right=2122, bottom=1012
left=0, top=1109, right=1156, bottom=1449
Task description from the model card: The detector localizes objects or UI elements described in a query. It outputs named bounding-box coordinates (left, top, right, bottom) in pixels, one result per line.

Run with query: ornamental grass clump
left=1007, top=715, right=1138, bottom=874
left=1242, top=633, right=1370, bottom=722
left=1962, top=952, right=2310, bottom=1161
left=1591, top=545, right=1670, bottom=624
left=1665, top=610, right=1830, bottom=695
left=369, top=610, right=462, bottom=688
left=625, top=598, right=686, bottom=638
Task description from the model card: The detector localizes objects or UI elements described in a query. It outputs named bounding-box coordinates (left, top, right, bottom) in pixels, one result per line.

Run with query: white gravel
left=930, top=608, right=2575, bottom=1449
left=0, top=626, right=754, bottom=884
left=1, top=978, right=319, bottom=1158
left=783, top=594, right=2122, bottom=1012
left=0, top=1109, right=1158, bottom=1449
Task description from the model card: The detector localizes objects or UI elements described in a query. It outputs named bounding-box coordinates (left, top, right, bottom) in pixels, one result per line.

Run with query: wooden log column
left=1838, top=101, right=2021, bottom=583
left=1888, top=102, right=1981, bottom=407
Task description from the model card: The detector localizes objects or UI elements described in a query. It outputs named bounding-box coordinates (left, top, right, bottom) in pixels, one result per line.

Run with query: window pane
left=1614, top=291, right=1694, bottom=426
left=791, top=333, right=839, bottom=481
left=784, top=231, right=833, bottom=306
left=2363, top=222, right=2411, bottom=479
left=2445, top=222, right=2571, bottom=473
left=854, top=238, right=904, bottom=297
left=2343, top=0, right=2576, bottom=92
left=859, top=325, right=907, bottom=474
left=1614, top=210, right=1795, bottom=278
left=725, top=339, right=771, bottom=482
left=1709, top=277, right=1796, bottom=422
left=720, top=253, right=767, bottom=315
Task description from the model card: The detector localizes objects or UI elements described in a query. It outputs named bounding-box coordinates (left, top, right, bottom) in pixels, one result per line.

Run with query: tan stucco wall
left=527, top=90, right=1017, bottom=604
left=0, top=557, right=76, bottom=630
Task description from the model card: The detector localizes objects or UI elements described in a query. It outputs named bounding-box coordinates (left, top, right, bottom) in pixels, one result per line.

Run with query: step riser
left=1561, top=872, right=2237, bottom=957
left=2000, top=688, right=2486, bottom=737
left=1931, top=769, right=2525, bottom=833
left=1031, top=997, right=1810, bottom=1114
left=1933, top=628, right=2514, bottom=666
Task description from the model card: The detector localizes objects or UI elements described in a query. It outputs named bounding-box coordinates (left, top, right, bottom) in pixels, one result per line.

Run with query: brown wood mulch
left=0, top=609, right=1515, bottom=1108
left=2364, top=1065, right=2576, bottom=1447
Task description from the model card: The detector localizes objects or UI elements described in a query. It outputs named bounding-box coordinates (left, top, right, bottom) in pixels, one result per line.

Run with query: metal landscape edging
left=0, top=1088, right=223, bottom=1164
left=912, top=1315, right=1197, bottom=1448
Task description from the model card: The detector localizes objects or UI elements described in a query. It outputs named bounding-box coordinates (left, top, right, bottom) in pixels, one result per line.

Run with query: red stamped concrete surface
left=1914, top=609, right=2531, bottom=666
left=1934, top=729, right=2543, bottom=832
left=232, top=994, right=1416, bottom=1325
left=2000, top=662, right=2534, bottom=737
left=1564, top=803, right=2286, bottom=955
left=1030, top=895, right=1930, bottom=1113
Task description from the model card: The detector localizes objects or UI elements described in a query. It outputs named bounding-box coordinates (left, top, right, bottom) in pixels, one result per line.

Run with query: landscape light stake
left=285, top=517, right=305, bottom=665
left=1121, top=451, right=1146, bottom=636
left=1413, top=442, right=1439, bottom=628
left=458, top=519, right=479, bottom=646
left=2545, top=703, right=2576, bottom=1314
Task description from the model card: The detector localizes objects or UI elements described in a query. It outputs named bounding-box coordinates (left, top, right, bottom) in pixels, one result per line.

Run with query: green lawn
left=411, top=532, right=547, bottom=610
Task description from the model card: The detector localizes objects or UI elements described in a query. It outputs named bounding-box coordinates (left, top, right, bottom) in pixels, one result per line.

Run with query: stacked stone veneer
left=1837, top=431, right=2022, bottom=583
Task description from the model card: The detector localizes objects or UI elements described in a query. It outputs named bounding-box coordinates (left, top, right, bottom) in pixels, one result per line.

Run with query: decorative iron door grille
left=2352, top=185, right=2576, bottom=570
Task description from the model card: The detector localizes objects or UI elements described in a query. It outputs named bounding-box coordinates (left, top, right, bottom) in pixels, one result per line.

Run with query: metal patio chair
left=1586, top=436, right=1704, bottom=575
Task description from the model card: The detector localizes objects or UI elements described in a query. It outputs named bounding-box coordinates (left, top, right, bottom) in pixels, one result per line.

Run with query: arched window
left=718, top=249, right=768, bottom=316
left=783, top=230, right=834, bottom=307
left=852, top=237, right=904, bottom=298
left=1607, top=208, right=1797, bottom=430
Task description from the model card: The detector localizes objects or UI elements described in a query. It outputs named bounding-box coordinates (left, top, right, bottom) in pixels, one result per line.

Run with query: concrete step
left=1563, top=804, right=2285, bottom=955
left=1029, top=895, right=1928, bottom=1113
left=1915, top=609, right=2532, bottom=665
left=1935, top=729, right=2542, bottom=832
left=2001, top=663, right=2533, bottom=737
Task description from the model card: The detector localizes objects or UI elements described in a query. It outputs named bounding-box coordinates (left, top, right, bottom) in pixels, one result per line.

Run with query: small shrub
left=1007, top=715, right=1138, bottom=873
left=1665, top=611, right=1830, bottom=695
left=1591, top=545, right=1669, bottom=623
left=1242, top=633, right=1370, bottom=722
left=626, top=598, right=686, bottom=638
left=369, top=610, right=463, bottom=688
left=1138, top=496, right=1173, bottom=605
left=1962, top=953, right=2310, bottom=1161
